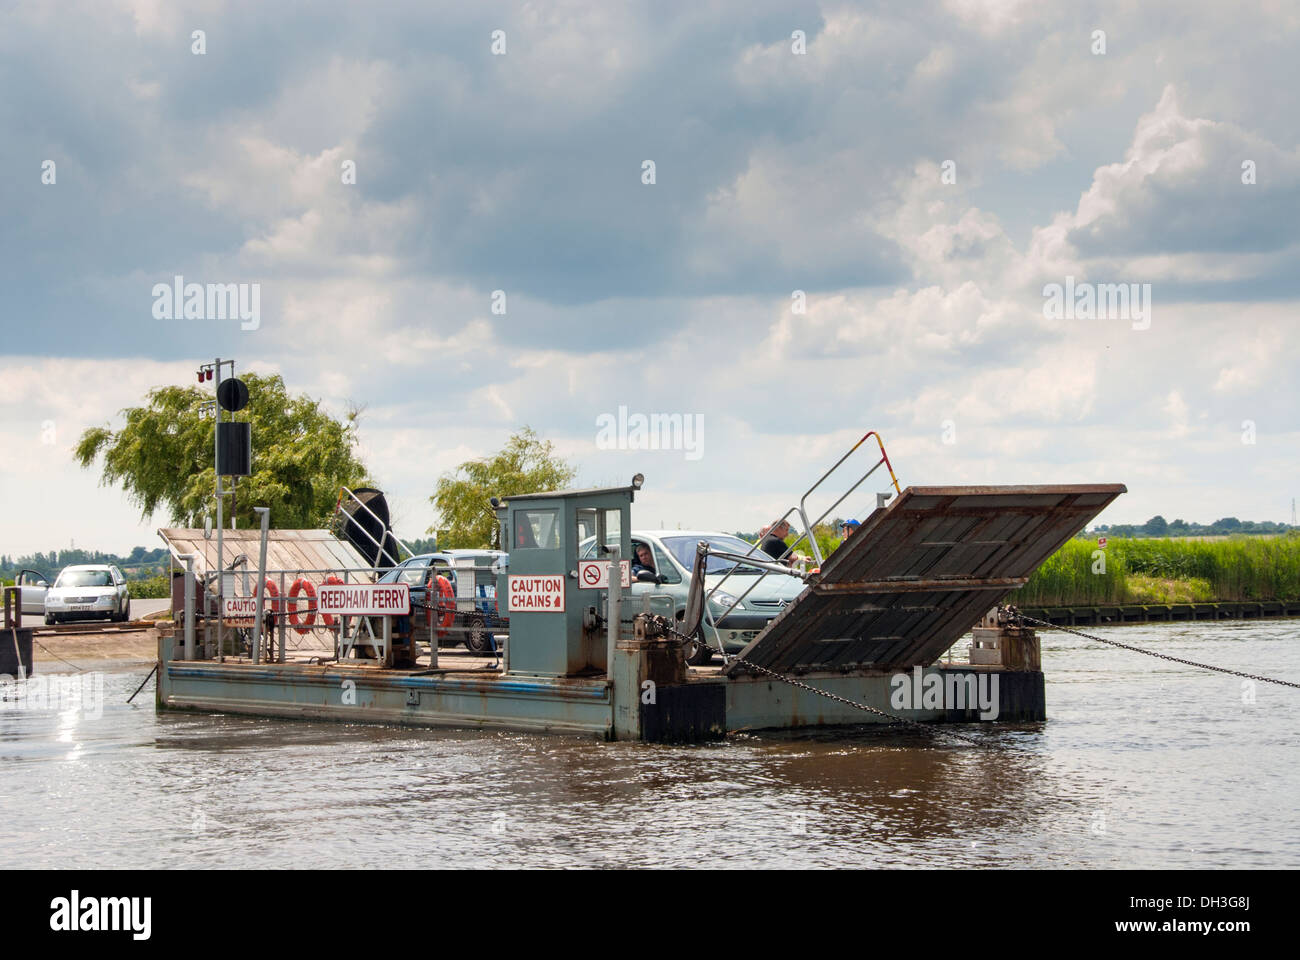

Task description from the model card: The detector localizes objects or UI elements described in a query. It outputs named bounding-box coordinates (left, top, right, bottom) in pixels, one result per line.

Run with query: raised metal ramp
left=723, top=484, right=1126, bottom=676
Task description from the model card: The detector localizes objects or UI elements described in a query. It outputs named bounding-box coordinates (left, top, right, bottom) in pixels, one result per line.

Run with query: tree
left=431, top=428, right=576, bottom=548
left=1143, top=515, right=1169, bottom=537
left=75, top=373, right=370, bottom=529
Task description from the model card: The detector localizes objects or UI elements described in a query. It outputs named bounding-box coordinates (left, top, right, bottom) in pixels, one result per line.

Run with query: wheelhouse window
left=514, top=510, right=561, bottom=551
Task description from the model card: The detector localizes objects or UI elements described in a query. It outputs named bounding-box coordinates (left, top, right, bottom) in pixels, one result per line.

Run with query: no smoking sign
left=577, top=559, right=631, bottom=589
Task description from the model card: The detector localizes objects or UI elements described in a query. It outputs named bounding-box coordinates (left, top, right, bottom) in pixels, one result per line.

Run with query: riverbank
left=1018, top=598, right=1300, bottom=627
left=22, top=625, right=156, bottom=668
left=1019, top=533, right=1300, bottom=607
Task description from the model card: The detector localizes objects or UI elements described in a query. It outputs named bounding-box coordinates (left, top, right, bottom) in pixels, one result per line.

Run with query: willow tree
left=75, top=373, right=370, bottom=529
left=431, top=428, right=576, bottom=548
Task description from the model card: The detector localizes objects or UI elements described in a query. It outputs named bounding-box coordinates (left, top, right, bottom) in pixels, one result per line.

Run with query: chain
left=33, top=638, right=87, bottom=671
left=1013, top=611, right=1300, bottom=689
left=642, top=614, right=999, bottom=749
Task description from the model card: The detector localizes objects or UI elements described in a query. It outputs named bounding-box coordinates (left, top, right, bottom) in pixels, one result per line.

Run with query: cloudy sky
left=2, top=0, right=1298, bottom=556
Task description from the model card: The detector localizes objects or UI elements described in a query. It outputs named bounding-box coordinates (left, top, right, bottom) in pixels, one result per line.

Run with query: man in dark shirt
left=631, top=542, right=657, bottom=579
left=760, top=519, right=794, bottom=565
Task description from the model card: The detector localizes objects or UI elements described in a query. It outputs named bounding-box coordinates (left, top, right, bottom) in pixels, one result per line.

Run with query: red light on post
left=206, top=369, right=214, bottom=382
left=197, top=371, right=204, bottom=383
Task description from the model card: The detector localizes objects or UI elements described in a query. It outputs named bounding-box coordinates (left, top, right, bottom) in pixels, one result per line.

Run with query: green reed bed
left=1018, top=532, right=1300, bottom=606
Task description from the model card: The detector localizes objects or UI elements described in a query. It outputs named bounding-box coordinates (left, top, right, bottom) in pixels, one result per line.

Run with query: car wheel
left=462, top=614, right=494, bottom=655
left=673, top=612, right=712, bottom=666
left=121, top=599, right=131, bottom=622
left=681, top=626, right=714, bottom=666
left=44, top=614, right=54, bottom=626
left=685, top=639, right=714, bottom=666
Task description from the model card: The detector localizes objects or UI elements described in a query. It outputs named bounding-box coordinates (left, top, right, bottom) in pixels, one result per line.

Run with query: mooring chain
left=33, top=639, right=85, bottom=671
left=410, top=598, right=504, bottom=628
left=1013, top=612, right=1300, bottom=690
left=13, top=625, right=84, bottom=672
left=642, top=614, right=998, bottom=749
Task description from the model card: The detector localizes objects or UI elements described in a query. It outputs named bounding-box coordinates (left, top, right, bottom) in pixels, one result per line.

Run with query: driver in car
left=631, top=542, right=657, bottom=579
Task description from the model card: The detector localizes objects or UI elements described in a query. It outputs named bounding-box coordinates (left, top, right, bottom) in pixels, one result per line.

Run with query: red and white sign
left=508, top=575, right=566, bottom=612
left=318, top=582, right=410, bottom=617
left=1098, top=537, right=1108, bottom=549
left=577, top=559, right=631, bottom=590
left=221, top=596, right=261, bottom=626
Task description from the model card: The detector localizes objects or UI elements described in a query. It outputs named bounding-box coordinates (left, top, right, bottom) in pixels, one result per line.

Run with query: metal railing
left=180, top=563, right=508, bottom=664
left=333, top=485, right=414, bottom=568
left=199, top=565, right=381, bottom=663
left=701, top=429, right=902, bottom=641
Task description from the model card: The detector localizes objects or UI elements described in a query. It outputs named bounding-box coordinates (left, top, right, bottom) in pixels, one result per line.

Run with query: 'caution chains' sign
left=508, top=575, right=565, bottom=612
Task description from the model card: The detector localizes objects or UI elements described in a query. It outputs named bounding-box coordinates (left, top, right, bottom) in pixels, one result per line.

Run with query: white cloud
left=5, top=1, right=1300, bottom=562
left=1032, top=85, right=1300, bottom=274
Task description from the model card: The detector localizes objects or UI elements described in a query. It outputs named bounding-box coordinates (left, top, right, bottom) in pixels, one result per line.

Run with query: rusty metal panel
left=723, top=484, right=1125, bottom=676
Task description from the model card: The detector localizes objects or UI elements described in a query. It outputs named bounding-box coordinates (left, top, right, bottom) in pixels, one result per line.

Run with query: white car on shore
left=44, top=564, right=132, bottom=624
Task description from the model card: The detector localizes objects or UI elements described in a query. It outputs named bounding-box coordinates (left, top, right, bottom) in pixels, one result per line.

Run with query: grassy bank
left=127, top=573, right=171, bottom=599
left=1019, top=533, right=1300, bottom=606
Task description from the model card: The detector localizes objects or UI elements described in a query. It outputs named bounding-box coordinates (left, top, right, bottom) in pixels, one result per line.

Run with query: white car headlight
left=711, top=591, right=742, bottom=609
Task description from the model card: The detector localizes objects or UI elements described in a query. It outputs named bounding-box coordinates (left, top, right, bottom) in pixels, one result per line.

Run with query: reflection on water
left=2, top=620, right=1297, bottom=868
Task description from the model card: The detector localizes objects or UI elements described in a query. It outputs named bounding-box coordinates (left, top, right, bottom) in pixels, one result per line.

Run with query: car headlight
left=710, top=591, right=742, bottom=610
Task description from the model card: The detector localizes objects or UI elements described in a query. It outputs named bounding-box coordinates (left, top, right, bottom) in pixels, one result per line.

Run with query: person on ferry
left=631, top=542, right=657, bottom=579
left=760, top=519, right=795, bottom=566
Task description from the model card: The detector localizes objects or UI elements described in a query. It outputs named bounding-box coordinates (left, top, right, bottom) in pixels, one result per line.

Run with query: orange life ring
left=261, top=578, right=280, bottom=622
left=319, top=574, right=344, bottom=626
left=288, top=578, right=317, bottom=634
left=426, top=574, right=455, bottom=637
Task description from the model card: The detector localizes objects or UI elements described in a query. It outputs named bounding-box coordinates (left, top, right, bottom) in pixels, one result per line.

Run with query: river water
left=2, top=620, right=1296, bottom=869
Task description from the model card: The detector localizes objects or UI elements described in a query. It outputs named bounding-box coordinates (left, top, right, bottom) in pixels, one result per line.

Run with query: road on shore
left=15, top=597, right=171, bottom=629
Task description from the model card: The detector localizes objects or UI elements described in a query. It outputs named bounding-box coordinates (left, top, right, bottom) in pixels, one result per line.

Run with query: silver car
left=580, top=530, right=807, bottom=664
left=44, top=564, right=132, bottom=624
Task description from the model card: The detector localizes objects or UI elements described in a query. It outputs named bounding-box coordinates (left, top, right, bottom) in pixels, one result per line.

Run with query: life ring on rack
left=319, top=575, right=344, bottom=626
left=426, top=574, right=455, bottom=638
left=261, top=578, right=280, bottom=624
left=287, top=578, right=317, bottom=634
